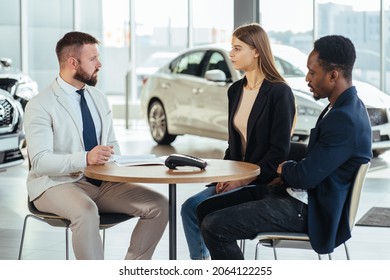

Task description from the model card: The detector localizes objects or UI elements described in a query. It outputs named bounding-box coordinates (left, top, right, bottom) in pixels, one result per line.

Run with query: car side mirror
left=205, top=69, right=227, bottom=83
left=0, top=58, right=12, bottom=67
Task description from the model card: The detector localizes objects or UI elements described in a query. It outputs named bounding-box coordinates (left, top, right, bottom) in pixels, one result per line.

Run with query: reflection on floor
left=1, top=119, right=390, bottom=260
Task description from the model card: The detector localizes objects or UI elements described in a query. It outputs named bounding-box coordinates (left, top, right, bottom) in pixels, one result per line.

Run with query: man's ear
left=330, top=70, right=339, bottom=81
left=68, top=57, right=78, bottom=70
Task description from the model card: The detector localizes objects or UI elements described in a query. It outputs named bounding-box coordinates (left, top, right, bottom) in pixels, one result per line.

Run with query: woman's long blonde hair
left=233, top=23, right=286, bottom=83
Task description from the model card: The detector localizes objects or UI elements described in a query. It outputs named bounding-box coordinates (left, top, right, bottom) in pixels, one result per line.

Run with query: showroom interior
left=1, top=0, right=390, bottom=260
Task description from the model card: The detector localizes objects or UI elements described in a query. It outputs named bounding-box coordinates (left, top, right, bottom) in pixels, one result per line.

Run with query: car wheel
left=372, top=149, right=384, bottom=157
left=148, top=100, right=177, bottom=145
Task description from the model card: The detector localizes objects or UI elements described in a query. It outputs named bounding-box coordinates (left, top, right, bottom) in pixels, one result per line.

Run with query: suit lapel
left=315, top=104, right=331, bottom=125
left=246, top=80, right=270, bottom=142
left=229, top=80, right=244, bottom=125
left=308, top=88, right=357, bottom=152
left=52, top=81, right=84, bottom=143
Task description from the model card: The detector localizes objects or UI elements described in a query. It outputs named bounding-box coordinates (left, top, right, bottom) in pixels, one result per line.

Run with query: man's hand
left=268, top=177, right=284, bottom=186
left=277, top=161, right=286, bottom=176
left=87, top=145, right=114, bottom=165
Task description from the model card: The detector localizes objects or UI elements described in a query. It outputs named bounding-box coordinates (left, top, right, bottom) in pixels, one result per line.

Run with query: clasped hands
left=87, top=145, right=114, bottom=165
left=268, top=161, right=286, bottom=186
left=215, top=161, right=287, bottom=192
left=215, top=176, right=257, bottom=194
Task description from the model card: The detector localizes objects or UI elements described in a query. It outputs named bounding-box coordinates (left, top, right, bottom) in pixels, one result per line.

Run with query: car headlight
left=367, top=108, right=389, bottom=126
left=14, top=81, right=38, bottom=100
left=297, top=105, right=322, bottom=116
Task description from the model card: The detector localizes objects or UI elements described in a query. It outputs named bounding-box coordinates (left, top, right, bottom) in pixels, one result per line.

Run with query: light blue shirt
left=56, top=76, right=102, bottom=146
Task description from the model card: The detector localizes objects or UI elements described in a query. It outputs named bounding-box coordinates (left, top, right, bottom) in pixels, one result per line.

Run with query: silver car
left=141, top=44, right=390, bottom=156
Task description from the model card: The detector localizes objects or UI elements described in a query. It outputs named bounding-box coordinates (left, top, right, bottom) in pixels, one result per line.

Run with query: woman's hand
left=215, top=176, right=257, bottom=194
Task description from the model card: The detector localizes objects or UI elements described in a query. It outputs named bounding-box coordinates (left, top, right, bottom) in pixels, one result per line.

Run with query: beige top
left=233, top=88, right=259, bottom=156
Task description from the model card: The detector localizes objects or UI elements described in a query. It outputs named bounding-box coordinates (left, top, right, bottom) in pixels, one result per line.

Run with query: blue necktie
left=77, top=88, right=102, bottom=186
left=77, top=89, right=98, bottom=151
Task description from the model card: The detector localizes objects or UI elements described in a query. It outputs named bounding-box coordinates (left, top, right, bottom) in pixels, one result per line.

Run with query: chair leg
left=272, top=245, right=278, bottom=260
left=255, top=241, right=264, bottom=260
left=344, top=243, right=350, bottom=260
left=102, top=229, right=106, bottom=253
left=65, top=227, right=69, bottom=260
left=255, top=240, right=277, bottom=260
left=18, top=215, right=31, bottom=260
left=239, top=240, right=245, bottom=255
left=19, top=214, right=71, bottom=260
left=328, top=253, right=332, bottom=260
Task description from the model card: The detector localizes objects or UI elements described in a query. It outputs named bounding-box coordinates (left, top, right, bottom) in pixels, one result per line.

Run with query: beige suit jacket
left=24, top=79, right=119, bottom=201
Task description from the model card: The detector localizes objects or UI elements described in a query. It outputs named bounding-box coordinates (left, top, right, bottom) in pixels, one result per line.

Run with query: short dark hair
left=55, top=31, right=100, bottom=64
left=313, top=35, right=356, bottom=82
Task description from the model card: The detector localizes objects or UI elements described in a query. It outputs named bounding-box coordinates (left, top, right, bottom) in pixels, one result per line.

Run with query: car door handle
left=193, top=88, right=203, bottom=94
left=161, top=82, right=170, bottom=89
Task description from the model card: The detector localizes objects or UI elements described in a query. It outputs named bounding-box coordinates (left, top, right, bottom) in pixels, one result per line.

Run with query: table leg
left=169, top=183, right=177, bottom=260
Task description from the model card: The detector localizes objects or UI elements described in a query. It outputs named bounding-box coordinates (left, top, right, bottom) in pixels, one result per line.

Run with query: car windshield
left=274, top=57, right=306, bottom=77
left=140, top=52, right=178, bottom=68
left=272, top=45, right=308, bottom=78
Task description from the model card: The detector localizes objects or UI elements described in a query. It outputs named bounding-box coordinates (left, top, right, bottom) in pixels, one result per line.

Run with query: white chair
left=18, top=198, right=134, bottom=260
left=254, top=162, right=370, bottom=260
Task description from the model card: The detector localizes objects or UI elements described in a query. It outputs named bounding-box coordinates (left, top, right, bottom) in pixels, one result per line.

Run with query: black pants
left=196, top=184, right=308, bottom=260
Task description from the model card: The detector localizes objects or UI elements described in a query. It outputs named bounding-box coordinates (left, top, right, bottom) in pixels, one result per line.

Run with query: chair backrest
left=348, top=162, right=370, bottom=230
left=288, top=141, right=307, bottom=161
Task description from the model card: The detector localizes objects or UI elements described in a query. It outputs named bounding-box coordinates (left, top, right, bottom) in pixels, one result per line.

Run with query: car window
left=274, top=56, right=306, bottom=77
left=205, top=52, right=231, bottom=81
left=171, top=51, right=205, bottom=77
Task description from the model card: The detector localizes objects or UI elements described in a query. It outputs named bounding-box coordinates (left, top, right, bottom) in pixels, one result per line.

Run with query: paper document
left=112, top=154, right=164, bottom=167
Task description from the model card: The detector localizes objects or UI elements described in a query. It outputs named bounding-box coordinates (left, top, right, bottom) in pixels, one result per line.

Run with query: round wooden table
left=85, top=159, right=260, bottom=260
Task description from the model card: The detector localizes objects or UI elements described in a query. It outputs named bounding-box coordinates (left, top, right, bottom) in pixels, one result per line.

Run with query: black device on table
left=164, top=154, right=207, bottom=170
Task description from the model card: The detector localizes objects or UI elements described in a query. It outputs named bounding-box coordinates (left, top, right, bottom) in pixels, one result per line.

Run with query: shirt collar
left=57, top=76, right=84, bottom=95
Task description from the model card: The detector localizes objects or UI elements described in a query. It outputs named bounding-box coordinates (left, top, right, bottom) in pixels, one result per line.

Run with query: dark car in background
left=0, top=88, right=24, bottom=170
left=0, top=57, right=38, bottom=169
left=0, top=58, right=38, bottom=109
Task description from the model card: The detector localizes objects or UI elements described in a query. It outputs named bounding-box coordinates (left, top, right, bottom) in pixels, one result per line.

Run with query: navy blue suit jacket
left=225, top=78, right=296, bottom=184
left=281, top=86, right=372, bottom=254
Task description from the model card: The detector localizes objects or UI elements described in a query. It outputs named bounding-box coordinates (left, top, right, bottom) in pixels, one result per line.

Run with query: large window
left=26, top=0, right=74, bottom=90
left=260, top=0, right=388, bottom=94
left=192, top=0, right=233, bottom=46
left=100, top=0, right=129, bottom=95
left=384, top=0, right=390, bottom=93
left=0, top=0, right=20, bottom=68
left=317, top=0, right=382, bottom=90
left=260, top=0, right=314, bottom=54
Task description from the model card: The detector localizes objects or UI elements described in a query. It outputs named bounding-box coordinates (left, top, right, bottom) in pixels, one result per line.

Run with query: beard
left=313, top=94, right=320, bottom=101
left=308, top=84, right=321, bottom=101
left=74, top=66, right=98, bottom=86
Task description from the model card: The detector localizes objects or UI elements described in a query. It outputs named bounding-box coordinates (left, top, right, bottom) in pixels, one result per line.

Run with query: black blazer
left=282, top=87, right=372, bottom=254
left=224, top=78, right=296, bottom=184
